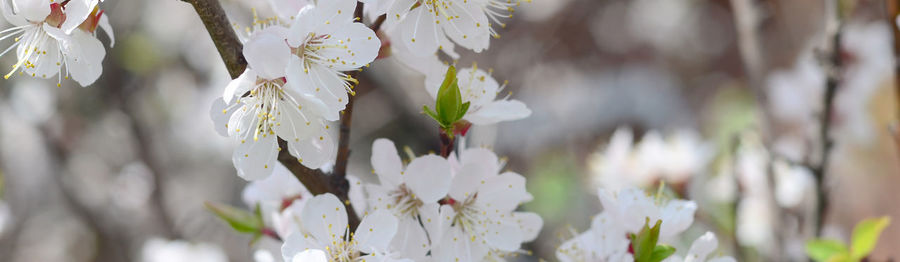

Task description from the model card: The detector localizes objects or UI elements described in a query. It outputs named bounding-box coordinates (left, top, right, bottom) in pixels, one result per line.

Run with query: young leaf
left=205, top=201, right=263, bottom=234
left=850, top=216, right=890, bottom=260
left=456, top=101, right=471, bottom=121
left=649, top=244, right=676, bottom=262
left=806, top=239, right=849, bottom=262
left=423, top=105, right=444, bottom=127
left=436, top=66, right=461, bottom=126
left=632, top=218, right=663, bottom=262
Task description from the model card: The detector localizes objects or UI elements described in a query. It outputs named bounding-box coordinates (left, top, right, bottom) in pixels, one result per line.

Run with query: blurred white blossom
left=140, top=238, right=228, bottom=262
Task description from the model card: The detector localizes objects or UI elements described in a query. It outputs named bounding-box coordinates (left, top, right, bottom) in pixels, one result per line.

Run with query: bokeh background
left=0, top=0, right=897, bottom=261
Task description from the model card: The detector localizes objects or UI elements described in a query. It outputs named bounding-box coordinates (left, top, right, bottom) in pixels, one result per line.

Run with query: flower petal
left=61, top=30, right=106, bottom=87
left=685, top=232, right=718, bottom=262
left=288, top=132, right=335, bottom=169
left=465, top=99, right=532, bottom=125
left=477, top=171, right=528, bottom=212
left=281, top=233, right=325, bottom=262
left=98, top=12, right=114, bottom=47
left=354, top=209, right=399, bottom=253
left=371, top=138, right=403, bottom=187
left=404, top=154, right=451, bottom=203
left=244, top=26, right=291, bottom=80
left=511, top=211, right=542, bottom=242
left=223, top=69, right=256, bottom=104
left=232, top=134, right=279, bottom=180
left=60, top=0, right=99, bottom=33
left=209, top=98, right=240, bottom=137
left=400, top=6, right=440, bottom=56
left=300, top=193, right=348, bottom=245
left=291, top=249, right=328, bottom=262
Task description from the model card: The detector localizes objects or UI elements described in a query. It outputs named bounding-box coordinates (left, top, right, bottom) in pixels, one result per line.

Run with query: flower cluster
left=211, top=0, right=379, bottom=180
left=243, top=139, right=542, bottom=261
left=0, top=0, right=113, bottom=87
left=557, top=187, right=734, bottom=262
left=589, top=127, right=711, bottom=191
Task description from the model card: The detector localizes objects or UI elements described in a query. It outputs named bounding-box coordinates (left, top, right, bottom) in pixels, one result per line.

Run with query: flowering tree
left=0, top=0, right=897, bottom=261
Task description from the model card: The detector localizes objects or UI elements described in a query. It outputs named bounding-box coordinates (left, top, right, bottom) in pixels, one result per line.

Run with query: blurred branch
left=886, top=1, right=900, bottom=150
left=182, top=0, right=246, bottom=79
left=812, top=0, right=843, bottom=237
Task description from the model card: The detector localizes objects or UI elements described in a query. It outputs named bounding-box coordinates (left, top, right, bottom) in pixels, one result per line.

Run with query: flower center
left=326, top=235, right=364, bottom=262
left=387, top=184, right=423, bottom=217
left=245, top=79, right=288, bottom=141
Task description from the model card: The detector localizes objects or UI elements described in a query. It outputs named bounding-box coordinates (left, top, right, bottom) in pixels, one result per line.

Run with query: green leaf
left=850, top=216, right=891, bottom=260
left=436, top=66, right=461, bottom=126
left=456, top=101, right=470, bottom=121
left=205, top=201, right=263, bottom=234
left=806, top=239, right=849, bottom=262
left=632, top=218, right=663, bottom=262
left=423, top=105, right=445, bottom=127
left=649, top=245, right=676, bottom=262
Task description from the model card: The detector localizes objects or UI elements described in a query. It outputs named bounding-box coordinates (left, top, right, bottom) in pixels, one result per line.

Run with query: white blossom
left=211, top=25, right=337, bottom=181
left=140, top=238, right=227, bottom=262
left=0, top=0, right=113, bottom=86
left=242, top=163, right=313, bottom=238
left=430, top=147, right=541, bottom=261
left=364, top=138, right=450, bottom=260
left=281, top=193, right=405, bottom=262
left=284, top=0, right=380, bottom=113
left=557, top=187, right=698, bottom=262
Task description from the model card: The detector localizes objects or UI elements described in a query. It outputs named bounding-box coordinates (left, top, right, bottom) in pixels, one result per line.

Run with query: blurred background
left=0, top=0, right=898, bottom=261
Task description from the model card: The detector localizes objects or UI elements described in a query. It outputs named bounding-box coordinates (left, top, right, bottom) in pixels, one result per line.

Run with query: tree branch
left=812, top=0, right=843, bottom=236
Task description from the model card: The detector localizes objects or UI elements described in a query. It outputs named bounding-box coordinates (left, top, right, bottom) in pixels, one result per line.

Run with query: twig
left=886, top=1, right=900, bottom=150
left=182, top=0, right=246, bottom=79
left=439, top=131, right=454, bottom=158
left=812, top=0, right=843, bottom=236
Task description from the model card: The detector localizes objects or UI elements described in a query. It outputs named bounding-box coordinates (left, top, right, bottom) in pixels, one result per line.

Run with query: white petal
left=310, top=0, right=357, bottom=30
left=0, top=0, right=27, bottom=26
left=354, top=209, right=399, bottom=253
left=707, top=257, right=737, bottom=262
left=659, top=199, right=696, bottom=240
left=371, top=138, right=403, bottom=187
left=465, top=100, right=532, bottom=125
left=232, top=134, right=279, bottom=180
left=273, top=97, right=323, bottom=143
left=12, top=0, right=49, bottom=22
left=291, top=249, right=328, bottom=262
left=386, top=0, right=416, bottom=29
left=22, top=30, right=61, bottom=79
left=288, top=5, right=317, bottom=46
left=483, top=218, right=522, bottom=252
left=60, top=0, right=99, bottom=33
left=400, top=6, right=440, bottom=56
left=98, top=12, right=114, bottom=47
left=447, top=153, right=493, bottom=200
left=684, top=232, right=718, bottom=262
left=244, top=26, right=291, bottom=80
left=438, top=0, right=489, bottom=52
left=61, top=30, right=106, bottom=87
left=313, top=22, right=380, bottom=71
left=404, top=154, right=451, bottom=203
left=268, top=0, right=310, bottom=20
left=209, top=98, right=239, bottom=136
left=477, top=172, right=529, bottom=212
left=281, top=233, right=325, bottom=262
left=391, top=214, right=431, bottom=260
left=459, top=147, right=499, bottom=172
left=286, top=62, right=349, bottom=113
left=511, top=212, right=542, bottom=242
left=300, top=194, right=348, bottom=245
left=223, top=69, right=256, bottom=104
left=456, top=67, right=499, bottom=107
left=288, top=132, right=335, bottom=169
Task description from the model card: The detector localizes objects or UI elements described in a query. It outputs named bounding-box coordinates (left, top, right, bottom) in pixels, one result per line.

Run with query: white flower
left=590, top=127, right=710, bottom=191
left=662, top=232, right=736, bottom=262
left=557, top=187, right=698, bottom=262
left=364, top=138, right=450, bottom=260
left=211, top=25, right=337, bottom=181
left=0, top=0, right=113, bottom=86
left=597, top=188, right=696, bottom=242
left=430, top=147, right=541, bottom=261
left=281, top=193, right=404, bottom=262
left=556, top=212, right=633, bottom=262
left=285, top=0, right=380, bottom=113
left=424, top=62, right=531, bottom=125
left=375, top=0, right=494, bottom=55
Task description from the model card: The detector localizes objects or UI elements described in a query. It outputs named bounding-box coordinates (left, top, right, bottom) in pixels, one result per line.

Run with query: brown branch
left=887, top=1, right=900, bottom=151
left=182, top=0, right=246, bottom=79
left=812, top=0, right=843, bottom=236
